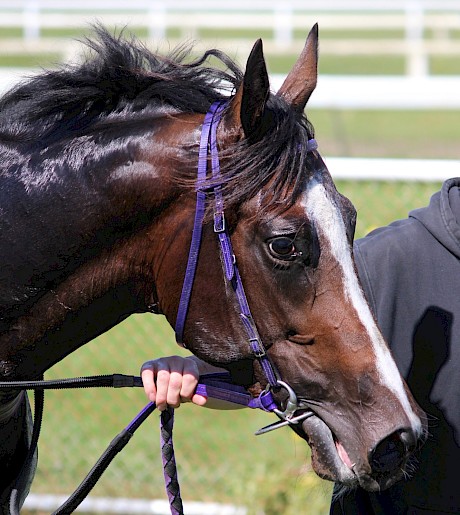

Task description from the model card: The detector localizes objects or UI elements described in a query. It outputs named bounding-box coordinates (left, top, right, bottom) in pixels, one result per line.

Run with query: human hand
left=140, top=355, right=208, bottom=411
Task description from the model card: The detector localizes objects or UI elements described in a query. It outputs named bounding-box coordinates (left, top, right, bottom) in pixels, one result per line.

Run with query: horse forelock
left=209, top=95, right=316, bottom=215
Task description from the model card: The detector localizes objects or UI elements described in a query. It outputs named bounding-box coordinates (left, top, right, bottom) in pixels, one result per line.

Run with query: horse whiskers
left=331, top=482, right=355, bottom=502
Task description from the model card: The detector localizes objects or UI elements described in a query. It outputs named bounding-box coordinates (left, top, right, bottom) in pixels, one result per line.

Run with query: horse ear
left=277, top=24, right=318, bottom=112
left=226, top=39, right=270, bottom=140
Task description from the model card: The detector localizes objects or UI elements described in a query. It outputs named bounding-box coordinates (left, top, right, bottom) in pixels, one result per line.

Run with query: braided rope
left=160, top=408, right=184, bottom=515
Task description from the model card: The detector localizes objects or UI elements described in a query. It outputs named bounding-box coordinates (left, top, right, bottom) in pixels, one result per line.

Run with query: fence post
left=405, top=0, right=428, bottom=77
left=23, top=0, right=40, bottom=42
left=274, top=3, right=293, bottom=48
left=149, top=1, right=166, bottom=41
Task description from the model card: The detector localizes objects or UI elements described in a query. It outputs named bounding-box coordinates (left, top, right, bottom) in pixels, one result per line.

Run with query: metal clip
left=254, top=380, right=315, bottom=436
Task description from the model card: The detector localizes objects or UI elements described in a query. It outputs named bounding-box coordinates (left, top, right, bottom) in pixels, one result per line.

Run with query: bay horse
left=0, top=25, right=425, bottom=512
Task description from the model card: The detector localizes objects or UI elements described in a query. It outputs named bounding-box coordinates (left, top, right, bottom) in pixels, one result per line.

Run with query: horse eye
left=269, top=237, right=297, bottom=259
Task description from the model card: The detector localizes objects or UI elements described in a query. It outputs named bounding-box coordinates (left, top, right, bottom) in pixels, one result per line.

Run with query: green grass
left=266, top=54, right=407, bottom=75
left=430, top=56, right=460, bottom=75
left=310, top=109, right=460, bottom=159
left=0, top=53, right=60, bottom=67
left=313, top=28, right=406, bottom=40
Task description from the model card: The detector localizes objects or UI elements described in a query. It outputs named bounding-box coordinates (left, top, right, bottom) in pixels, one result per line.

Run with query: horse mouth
left=298, top=412, right=406, bottom=492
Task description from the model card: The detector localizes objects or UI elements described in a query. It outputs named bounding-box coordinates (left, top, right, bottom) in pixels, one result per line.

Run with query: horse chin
left=298, top=415, right=404, bottom=492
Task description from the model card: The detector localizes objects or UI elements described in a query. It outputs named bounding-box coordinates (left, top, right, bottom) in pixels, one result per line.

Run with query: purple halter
left=175, top=101, right=317, bottom=432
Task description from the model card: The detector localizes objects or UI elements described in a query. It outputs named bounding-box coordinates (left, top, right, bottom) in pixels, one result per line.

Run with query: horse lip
left=299, top=413, right=357, bottom=485
left=299, top=412, right=407, bottom=492
left=335, top=440, right=355, bottom=469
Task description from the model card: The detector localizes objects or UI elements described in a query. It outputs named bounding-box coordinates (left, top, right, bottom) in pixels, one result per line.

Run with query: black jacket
left=331, top=178, right=460, bottom=515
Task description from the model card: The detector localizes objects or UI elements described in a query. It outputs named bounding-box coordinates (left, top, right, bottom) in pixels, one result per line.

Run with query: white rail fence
left=2, top=0, right=460, bottom=76
left=324, top=157, right=458, bottom=183
left=23, top=494, right=247, bottom=514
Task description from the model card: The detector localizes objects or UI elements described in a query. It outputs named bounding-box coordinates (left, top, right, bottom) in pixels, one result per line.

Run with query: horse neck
left=0, top=113, right=203, bottom=380
left=0, top=111, right=201, bottom=318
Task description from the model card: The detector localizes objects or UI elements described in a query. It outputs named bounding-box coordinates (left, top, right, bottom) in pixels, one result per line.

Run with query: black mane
left=0, top=26, right=315, bottom=209
left=0, top=26, right=241, bottom=147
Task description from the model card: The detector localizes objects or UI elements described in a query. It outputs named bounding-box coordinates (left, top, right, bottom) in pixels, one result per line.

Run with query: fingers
left=141, top=363, right=157, bottom=404
left=140, top=356, right=207, bottom=411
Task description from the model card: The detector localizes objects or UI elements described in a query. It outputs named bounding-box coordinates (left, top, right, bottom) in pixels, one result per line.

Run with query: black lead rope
left=1, top=375, right=181, bottom=515
left=9, top=387, right=44, bottom=515
left=159, top=407, right=184, bottom=514
left=52, top=401, right=158, bottom=515
left=2, top=372, right=301, bottom=514
left=0, top=373, right=144, bottom=391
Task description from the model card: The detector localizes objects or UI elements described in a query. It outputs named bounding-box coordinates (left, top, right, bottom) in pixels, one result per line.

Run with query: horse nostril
left=370, top=431, right=406, bottom=473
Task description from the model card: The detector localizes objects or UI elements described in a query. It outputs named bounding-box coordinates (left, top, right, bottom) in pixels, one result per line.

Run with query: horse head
left=156, top=25, right=427, bottom=491
left=0, top=24, right=426, bottom=494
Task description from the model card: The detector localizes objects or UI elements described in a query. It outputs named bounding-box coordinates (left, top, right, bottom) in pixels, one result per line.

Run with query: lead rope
left=52, top=402, right=157, bottom=514
left=160, top=408, right=183, bottom=514
left=2, top=373, right=273, bottom=515
left=9, top=387, right=44, bottom=515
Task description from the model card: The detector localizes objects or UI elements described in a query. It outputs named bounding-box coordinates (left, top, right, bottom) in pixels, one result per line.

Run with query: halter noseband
left=175, top=101, right=317, bottom=432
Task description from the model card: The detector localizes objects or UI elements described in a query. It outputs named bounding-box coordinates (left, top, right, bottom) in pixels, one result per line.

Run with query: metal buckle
left=249, top=337, right=266, bottom=358
left=213, top=212, right=225, bottom=233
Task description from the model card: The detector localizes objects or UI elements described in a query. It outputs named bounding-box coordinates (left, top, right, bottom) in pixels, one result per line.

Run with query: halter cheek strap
left=175, top=101, right=318, bottom=428
left=174, top=105, right=215, bottom=346
left=174, top=101, right=278, bottom=387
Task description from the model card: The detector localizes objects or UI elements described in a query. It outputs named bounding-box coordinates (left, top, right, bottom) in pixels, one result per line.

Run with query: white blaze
left=303, top=179, right=422, bottom=433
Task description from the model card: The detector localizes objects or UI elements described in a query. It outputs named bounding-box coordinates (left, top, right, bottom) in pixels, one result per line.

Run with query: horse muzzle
left=252, top=379, right=421, bottom=491
left=294, top=408, right=423, bottom=492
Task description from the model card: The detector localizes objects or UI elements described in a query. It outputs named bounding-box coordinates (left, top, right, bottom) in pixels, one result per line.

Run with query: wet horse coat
left=0, top=26, right=425, bottom=510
